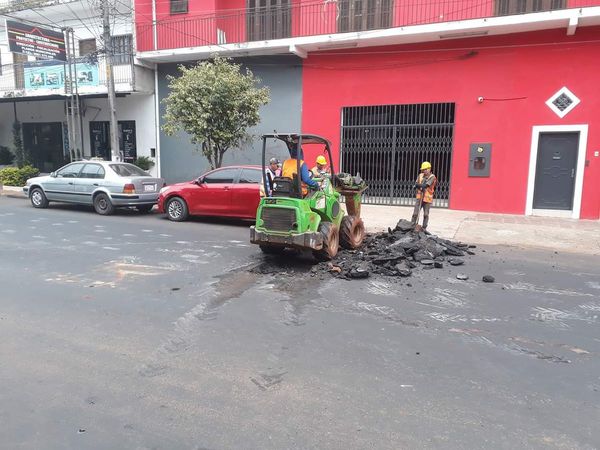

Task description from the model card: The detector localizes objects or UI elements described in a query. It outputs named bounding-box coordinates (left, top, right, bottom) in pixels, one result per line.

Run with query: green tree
left=162, top=56, right=270, bottom=169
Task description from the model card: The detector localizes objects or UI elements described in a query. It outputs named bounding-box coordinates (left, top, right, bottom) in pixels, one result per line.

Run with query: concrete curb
left=0, top=185, right=26, bottom=198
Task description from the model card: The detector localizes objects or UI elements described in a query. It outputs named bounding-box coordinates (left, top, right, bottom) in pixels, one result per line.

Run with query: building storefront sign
left=6, top=20, right=66, bottom=61
left=24, top=60, right=99, bottom=90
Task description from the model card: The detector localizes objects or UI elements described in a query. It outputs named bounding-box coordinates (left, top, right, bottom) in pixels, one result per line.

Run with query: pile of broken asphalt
left=316, top=219, right=490, bottom=282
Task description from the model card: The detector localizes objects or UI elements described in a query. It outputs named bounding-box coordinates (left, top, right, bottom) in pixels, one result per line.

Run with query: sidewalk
left=2, top=186, right=598, bottom=255
left=360, top=204, right=600, bottom=256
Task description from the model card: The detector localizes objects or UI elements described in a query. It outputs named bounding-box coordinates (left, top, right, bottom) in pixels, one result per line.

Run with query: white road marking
left=427, top=312, right=502, bottom=323
left=504, top=282, right=595, bottom=298
left=586, top=281, right=600, bottom=290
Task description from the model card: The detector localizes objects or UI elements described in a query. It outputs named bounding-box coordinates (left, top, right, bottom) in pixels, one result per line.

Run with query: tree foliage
left=162, top=56, right=270, bottom=169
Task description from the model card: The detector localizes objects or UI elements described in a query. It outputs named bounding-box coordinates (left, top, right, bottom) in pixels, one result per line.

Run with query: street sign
left=6, top=20, right=66, bottom=61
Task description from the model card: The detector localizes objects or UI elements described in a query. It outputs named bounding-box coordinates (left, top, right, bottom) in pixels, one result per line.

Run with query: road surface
left=0, top=196, right=599, bottom=449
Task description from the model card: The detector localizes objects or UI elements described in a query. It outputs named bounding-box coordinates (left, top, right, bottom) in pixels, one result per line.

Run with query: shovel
left=411, top=187, right=425, bottom=232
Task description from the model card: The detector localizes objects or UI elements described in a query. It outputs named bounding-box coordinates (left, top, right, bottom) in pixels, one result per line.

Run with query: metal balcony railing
left=0, top=54, right=134, bottom=96
left=136, top=0, right=600, bottom=52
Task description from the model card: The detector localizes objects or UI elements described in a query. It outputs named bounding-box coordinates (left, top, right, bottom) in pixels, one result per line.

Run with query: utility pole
left=64, top=27, right=82, bottom=161
left=64, top=27, right=76, bottom=162
left=102, top=0, right=121, bottom=161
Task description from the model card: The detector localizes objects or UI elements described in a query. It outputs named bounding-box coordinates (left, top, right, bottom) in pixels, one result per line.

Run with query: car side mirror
left=50, top=171, right=57, bottom=178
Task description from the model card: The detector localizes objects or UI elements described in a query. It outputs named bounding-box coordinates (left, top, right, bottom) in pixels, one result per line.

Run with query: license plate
left=144, top=184, right=156, bottom=192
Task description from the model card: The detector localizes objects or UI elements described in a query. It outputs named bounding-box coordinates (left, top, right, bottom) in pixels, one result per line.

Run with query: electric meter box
left=469, top=143, right=491, bottom=177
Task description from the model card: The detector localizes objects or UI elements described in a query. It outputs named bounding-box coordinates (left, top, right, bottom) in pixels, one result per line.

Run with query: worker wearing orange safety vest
left=412, top=161, right=437, bottom=230
left=282, top=145, right=319, bottom=196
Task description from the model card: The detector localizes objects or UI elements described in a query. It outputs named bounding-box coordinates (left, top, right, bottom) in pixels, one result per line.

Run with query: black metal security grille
left=261, top=207, right=296, bottom=231
left=552, top=93, right=573, bottom=112
left=340, top=103, right=455, bottom=207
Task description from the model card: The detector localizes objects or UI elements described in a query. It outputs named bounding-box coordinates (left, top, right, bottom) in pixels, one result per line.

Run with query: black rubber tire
left=29, top=187, right=49, bottom=209
left=259, top=245, right=285, bottom=255
left=339, top=215, right=365, bottom=249
left=166, top=197, right=189, bottom=222
left=137, top=204, right=154, bottom=214
left=313, top=222, right=339, bottom=261
left=93, top=192, right=115, bottom=215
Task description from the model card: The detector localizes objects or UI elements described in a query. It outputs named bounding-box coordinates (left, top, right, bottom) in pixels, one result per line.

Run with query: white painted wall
left=0, top=93, right=158, bottom=176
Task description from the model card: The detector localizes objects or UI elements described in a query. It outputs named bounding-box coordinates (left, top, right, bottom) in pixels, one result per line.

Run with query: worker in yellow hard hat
left=411, top=161, right=437, bottom=230
left=311, top=155, right=330, bottom=178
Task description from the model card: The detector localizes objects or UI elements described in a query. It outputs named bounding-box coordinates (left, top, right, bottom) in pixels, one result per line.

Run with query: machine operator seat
left=271, top=175, right=302, bottom=199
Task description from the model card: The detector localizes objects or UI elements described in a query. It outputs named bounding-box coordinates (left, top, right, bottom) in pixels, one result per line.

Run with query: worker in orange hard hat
left=311, top=155, right=330, bottom=178
left=411, top=161, right=437, bottom=230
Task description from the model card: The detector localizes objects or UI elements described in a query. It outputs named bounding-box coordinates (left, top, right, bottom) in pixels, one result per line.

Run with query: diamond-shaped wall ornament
left=546, top=87, right=580, bottom=118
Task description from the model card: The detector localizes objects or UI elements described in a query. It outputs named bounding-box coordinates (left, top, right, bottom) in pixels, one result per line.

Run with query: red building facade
left=135, top=0, right=600, bottom=219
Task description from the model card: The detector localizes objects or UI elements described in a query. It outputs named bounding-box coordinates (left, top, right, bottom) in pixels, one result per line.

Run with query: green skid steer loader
left=250, top=133, right=367, bottom=260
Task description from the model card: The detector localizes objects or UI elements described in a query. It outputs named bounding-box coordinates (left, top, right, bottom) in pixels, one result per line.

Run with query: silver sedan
left=23, top=160, right=165, bottom=215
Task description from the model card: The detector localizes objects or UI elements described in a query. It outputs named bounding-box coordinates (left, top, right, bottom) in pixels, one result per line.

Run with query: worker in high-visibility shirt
left=281, top=144, right=319, bottom=196
left=412, top=161, right=437, bottom=230
left=311, top=155, right=330, bottom=178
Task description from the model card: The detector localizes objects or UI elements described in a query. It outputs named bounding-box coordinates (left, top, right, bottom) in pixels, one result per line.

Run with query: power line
left=64, top=2, right=103, bottom=42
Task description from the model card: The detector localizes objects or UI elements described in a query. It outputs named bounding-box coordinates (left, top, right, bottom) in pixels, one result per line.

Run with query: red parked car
left=157, top=165, right=263, bottom=221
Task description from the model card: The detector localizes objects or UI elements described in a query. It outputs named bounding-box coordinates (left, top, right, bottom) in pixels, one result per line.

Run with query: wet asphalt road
left=0, top=196, right=599, bottom=450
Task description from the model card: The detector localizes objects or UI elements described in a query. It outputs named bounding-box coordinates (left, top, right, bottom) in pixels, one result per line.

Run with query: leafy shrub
left=133, top=156, right=155, bottom=171
left=0, top=165, right=40, bottom=186
left=0, top=146, right=14, bottom=165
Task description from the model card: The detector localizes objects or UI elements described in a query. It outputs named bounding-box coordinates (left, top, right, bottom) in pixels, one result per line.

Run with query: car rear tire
left=166, top=197, right=189, bottom=222
left=260, top=245, right=285, bottom=255
left=339, top=215, right=365, bottom=249
left=30, top=187, right=49, bottom=209
left=137, top=204, right=154, bottom=214
left=94, top=193, right=115, bottom=215
left=313, top=222, right=339, bottom=261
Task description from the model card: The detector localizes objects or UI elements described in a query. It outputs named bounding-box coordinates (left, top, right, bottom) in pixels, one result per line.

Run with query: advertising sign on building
left=24, top=60, right=99, bottom=90
left=6, top=20, right=66, bottom=61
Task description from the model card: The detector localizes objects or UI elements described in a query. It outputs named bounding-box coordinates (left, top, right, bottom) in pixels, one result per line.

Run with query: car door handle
left=93, top=183, right=99, bottom=186
left=223, top=186, right=230, bottom=190
left=68, top=182, right=74, bottom=185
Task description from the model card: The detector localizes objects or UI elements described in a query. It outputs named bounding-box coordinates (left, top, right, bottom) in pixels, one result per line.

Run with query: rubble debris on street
left=316, top=218, right=478, bottom=281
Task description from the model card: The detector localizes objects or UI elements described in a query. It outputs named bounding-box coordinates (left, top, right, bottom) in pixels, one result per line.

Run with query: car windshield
left=109, top=163, right=149, bottom=177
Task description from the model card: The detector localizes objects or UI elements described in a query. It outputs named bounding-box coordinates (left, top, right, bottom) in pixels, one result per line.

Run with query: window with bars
left=246, top=0, right=291, bottom=41
left=110, top=34, right=132, bottom=65
left=338, top=0, right=393, bottom=33
left=495, top=0, right=565, bottom=15
left=340, top=103, right=455, bottom=207
left=170, top=0, right=188, bottom=14
left=78, top=39, right=97, bottom=57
